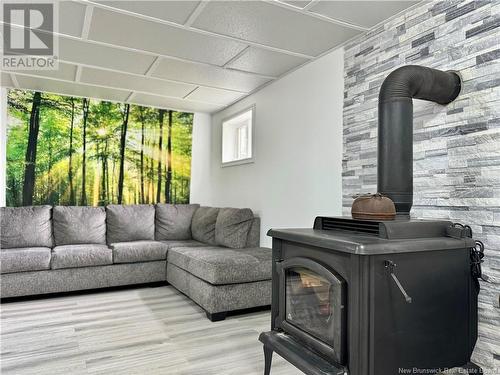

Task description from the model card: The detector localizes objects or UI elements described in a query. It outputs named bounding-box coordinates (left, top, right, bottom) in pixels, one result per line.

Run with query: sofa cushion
left=111, top=241, right=169, bottom=264
left=53, top=206, right=106, bottom=246
left=51, top=244, right=112, bottom=270
left=167, top=246, right=272, bottom=285
left=106, top=204, right=155, bottom=244
left=155, top=203, right=200, bottom=241
left=191, top=207, right=219, bottom=245
left=161, top=239, right=205, bottom=249
left=0, top=247, right=51, bottom=274
left=215, top=208, right=254, bottom=248
left=1, top=206, right=52, bottom=249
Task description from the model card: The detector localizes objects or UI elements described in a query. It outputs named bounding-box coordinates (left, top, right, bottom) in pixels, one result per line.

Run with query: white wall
left=190, top=48, right=345, bottom=247
left=190, top=112, right=213, bottom=205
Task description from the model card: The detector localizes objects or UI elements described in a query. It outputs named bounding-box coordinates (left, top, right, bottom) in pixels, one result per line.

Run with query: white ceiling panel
left=225, top=47, right=308, bottom=77
left=97, top=1, right=201, bottom=25
left=132, top=93, right=223, bottom=113
left=280, top=1, right=313, bottom=9
left=187, top=87, right=246, bottom=105
left=192, top=1, right=361, bottom=56
left=13, top=75, right=131, bottom=102
left=88, top=7, right=247, bottom=66
left=59, top=37, right=156, bottom=75
left=1, top=73, right=14, bottom=88
left=80, top=66, right=196, bottom=98
left=59, top=1, right=87, bottom=37
left=151, top=57, right=271, bottom=93
left=309, top=1, right=419, bottom=28
left=15, top=62, right=77, bottom=81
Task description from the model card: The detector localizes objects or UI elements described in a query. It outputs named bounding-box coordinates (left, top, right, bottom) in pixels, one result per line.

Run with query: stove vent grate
left=320, top=217, right=380, bottom=236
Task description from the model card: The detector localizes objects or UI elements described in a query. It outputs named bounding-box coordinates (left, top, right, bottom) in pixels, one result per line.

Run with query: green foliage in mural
left=6, top=89, right=193, bottom=207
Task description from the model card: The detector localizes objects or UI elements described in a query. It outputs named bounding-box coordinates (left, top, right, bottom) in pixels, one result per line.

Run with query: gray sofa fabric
left=1, top=261, right=166, bottom=298
left=1, top=247, right=51, bottom=274
left=246, top=217, right=261, bottom=248
left=53, top=206, right=106, bottom=245
left=51, top=244, right=113, bottom=269
left=215, top=208, right=254, bottom=248
left=168, top=246, right=272, bottom=285
left=155, top=203, right=200, bottom=240
left=167, top=263, right=271, bottom=314
left=106, top=204, right=155, bottom=244
left=191, top=207, right=219, bottom=245
left=160, top=239, right=205, bottom=249
left=0, top=205, right=52, bottom=249
left=1, top=204, right=268, bottom=320
left=111, top=241, right=169, bottom=263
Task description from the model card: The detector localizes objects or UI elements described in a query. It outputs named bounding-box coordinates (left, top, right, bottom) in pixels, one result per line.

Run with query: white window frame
left=221, top=105, right=255, bottom=168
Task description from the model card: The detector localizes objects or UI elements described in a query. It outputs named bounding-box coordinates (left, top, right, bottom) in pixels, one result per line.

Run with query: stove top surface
left=268, top=216, right=475, bottom=255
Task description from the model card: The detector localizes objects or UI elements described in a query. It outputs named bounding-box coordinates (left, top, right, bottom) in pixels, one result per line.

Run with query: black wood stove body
left=259, top=65, right=483, bottom=375
left=259, top=217, right=481, bottom=375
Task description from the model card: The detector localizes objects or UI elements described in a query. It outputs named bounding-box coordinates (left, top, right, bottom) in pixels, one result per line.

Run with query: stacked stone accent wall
left=343, top=0, right=499, bottom=369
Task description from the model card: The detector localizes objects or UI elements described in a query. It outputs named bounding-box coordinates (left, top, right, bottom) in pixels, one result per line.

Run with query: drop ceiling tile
left=280, top=1, right=312, bottom=9
left=88, top=7, right=247, bottom=66
left=96, top=1, right=201, bottom=25
left=309, top=1, right=419, bottom=28
left=80, top=66, right=196, bottom=98
left=13, top=75, right=131, bottom=102
left=151, top=57, right=271, bottom=93
left=59, top=37, right=156, bottom=75
left=187, top=87, right=245, bottom=105
left=1, top=73, right=14, bottom=87
left=59, top=1, right=87, bottom=37
left=132, top=92, right=222, bottom=113
left=17, top=62, right=77, bottom=81
left=192, top=1, right=361, bottom=56
left=225, top=47, right=309, bottom=77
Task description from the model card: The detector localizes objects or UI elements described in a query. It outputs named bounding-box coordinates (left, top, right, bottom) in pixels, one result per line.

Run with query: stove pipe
left=378, top=65, right=461, bottom=217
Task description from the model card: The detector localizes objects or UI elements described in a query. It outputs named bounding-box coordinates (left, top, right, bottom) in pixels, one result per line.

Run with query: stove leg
left=462, top=362, right=483, bottom=374
left=263, top=345, right=273, bottom=375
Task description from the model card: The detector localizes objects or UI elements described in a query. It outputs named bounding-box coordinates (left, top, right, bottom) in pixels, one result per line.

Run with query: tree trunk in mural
left=139, top=107, right=146, bottom=204
left=117, top=103, right=130, bottom=204
left=165, top=110, right=173, bottom=203
left=22, top=91, right=42, bottom=206
left=68, top=98, right=76, bottom=205
left=156, top=109, right=164, bottom=202
left=81, top=98, right=90, bottom=205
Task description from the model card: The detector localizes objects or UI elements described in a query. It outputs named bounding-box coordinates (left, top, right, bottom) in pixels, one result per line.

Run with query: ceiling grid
left=1, top=0, right=419, bottom=113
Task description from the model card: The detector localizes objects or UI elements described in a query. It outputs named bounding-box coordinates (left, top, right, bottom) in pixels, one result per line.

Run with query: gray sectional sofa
left=0, top=204, right=271, bottom=321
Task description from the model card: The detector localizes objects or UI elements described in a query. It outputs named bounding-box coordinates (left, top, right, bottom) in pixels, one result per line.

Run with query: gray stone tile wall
left=343, top=0, right=499, bottom=370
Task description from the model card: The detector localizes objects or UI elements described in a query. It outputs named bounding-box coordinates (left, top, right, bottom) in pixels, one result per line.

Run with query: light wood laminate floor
left=1, top=285, right=303, bottom=375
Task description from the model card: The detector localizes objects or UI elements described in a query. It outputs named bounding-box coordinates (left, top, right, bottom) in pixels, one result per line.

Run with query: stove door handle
left=385, top=260, right=412, bottom=304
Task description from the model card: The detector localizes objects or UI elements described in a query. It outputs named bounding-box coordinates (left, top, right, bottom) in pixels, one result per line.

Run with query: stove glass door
left=285, top=267, right=335, bottom=345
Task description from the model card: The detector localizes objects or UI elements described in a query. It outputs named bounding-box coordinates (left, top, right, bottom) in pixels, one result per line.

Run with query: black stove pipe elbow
left=378, top=65, right=461, bottom=217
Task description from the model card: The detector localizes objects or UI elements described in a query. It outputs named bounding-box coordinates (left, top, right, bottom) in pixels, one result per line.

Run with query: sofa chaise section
left=166, top=207, right=271, bottom=321
left=167, top=245, right=272, bottom=321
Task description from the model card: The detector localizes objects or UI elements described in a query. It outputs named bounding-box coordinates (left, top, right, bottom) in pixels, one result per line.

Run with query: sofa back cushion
left=155, top=203, right=200, bottom=241
left=106, top=204, right=155, bottom=244
left=53, top=206, right=106, bottom=246
left=246, top=217, right=261, bottom=248
left=0, top=205, right=53, bottom=249
left=191, top=207, right=219, bottom=245
left=215, top=208, right=254, bottom=248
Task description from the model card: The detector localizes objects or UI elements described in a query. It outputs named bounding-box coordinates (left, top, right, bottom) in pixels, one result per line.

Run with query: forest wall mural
left=6, top=89, right=193, bottom=207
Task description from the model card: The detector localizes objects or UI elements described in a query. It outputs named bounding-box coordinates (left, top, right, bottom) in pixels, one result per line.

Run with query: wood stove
left=260, top=218, right=482, bottom=375
left=259, top=66, right=484, bottom=375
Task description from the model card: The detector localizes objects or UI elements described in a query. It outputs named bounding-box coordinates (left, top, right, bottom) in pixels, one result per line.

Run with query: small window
left=222, top=106, right=254, bottom=166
